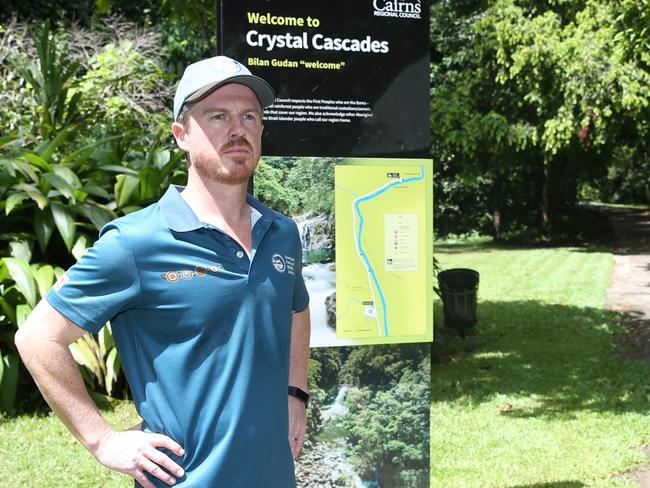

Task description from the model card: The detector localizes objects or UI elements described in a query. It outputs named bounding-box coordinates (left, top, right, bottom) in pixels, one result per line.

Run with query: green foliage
left=488, top=1, right=650, bottom=154
left=344, top=358, right=430, bottom=487
left=1, top=127, right=122, bottom=256
left=310, top=347, right=344, bottom=392
left=154, top=1, right=215, bottom=75
left=431, top=0, right=650, bottom=237
left=75, top=39, right=172, bottom=124
left=614, top=0, right=650, bottom=68
left=305, top=347, right=346, bottom=442
left=253, top=159, right=300, bottom=215
left=8, top=23, right=81, bottom=140
left=69, top=325, right=122, bottom=398
left=0, top=22, right=39, bottom=135
left=0, top=351, right=19, bottom=414
left=305, top=344, right=429, bottom=484
left=341, top=343, right=430, bottom=389
left=596, top=145, right=650, bottom=204
left=285, top=158, right=336, bottom=215
left=0, top=0, right=95, bottom=26
left=0, top=257, right=64, bottom=412
left=0, top=20, right=183, bottom=407
left=255, top=157, right=337, bottom=216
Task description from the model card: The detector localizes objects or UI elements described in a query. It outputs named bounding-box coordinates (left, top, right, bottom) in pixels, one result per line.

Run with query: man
left=15, top=56, right=311, bottom=487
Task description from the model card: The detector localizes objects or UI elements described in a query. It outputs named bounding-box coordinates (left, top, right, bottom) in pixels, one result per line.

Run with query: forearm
left=15, top=303, right=110, bottom=454
left=18, top=309, right=186, bottom=488
left=288, top=307, right=310, bottom=391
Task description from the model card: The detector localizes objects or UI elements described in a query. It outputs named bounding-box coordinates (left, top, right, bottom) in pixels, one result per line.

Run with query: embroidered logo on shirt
left=161, top=264, right=222, bottom=283
left=272, top=254, right=296, bottom=275
left=272, top=254, right=286, bottom=273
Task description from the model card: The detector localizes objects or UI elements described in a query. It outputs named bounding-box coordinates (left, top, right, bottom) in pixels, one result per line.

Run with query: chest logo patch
left=161, top=264, right=222, bottom=283
left=272, top=254, right=286, bottom=273
left=272, top=253, right=296, bottom=275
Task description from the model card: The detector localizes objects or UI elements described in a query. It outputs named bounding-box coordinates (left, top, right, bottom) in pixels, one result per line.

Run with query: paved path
left=603, top=207, right=650, bottom=367
left=597, top=205, right=650, bottom=486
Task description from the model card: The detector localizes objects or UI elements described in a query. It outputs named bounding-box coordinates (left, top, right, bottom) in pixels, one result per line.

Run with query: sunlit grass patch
left=432, top=246, right=650, bottom=487
left=0, top=401, right=140, bottom=487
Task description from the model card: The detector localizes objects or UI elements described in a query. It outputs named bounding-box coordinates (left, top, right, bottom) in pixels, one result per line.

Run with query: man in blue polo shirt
left=16, top=56, right=311, bottom=487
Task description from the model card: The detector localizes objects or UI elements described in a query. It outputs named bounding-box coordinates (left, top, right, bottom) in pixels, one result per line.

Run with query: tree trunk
left=542, top=161, right=551, bottom=231
left=543, top=152, right=578, bottom=233
left=492, top=160, right=504, bottom=241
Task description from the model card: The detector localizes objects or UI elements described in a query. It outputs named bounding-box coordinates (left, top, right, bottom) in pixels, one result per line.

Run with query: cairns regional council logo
left=161, top=264, right=223, bottom=283
left=373, top=0, right=422, bottom=19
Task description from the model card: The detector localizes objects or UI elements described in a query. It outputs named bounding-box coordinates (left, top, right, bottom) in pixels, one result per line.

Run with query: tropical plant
left=0, top=254, right=65, bottom=413
left=0, top=20, right=183, bottom=410
left=69, top=325, right=122, bottom=398
left=0, top=348, right=19, bottom=414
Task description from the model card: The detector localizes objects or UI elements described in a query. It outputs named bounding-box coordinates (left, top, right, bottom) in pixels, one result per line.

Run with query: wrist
left=86, top=424, right=114, bottom=456
left=288, top=386, right=309, bottom=407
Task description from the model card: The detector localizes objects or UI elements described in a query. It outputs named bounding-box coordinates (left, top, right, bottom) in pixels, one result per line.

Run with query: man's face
left=172, top=83, right=263, bottom=185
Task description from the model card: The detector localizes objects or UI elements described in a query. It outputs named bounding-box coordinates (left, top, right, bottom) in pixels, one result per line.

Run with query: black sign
left=218, top=0, right=430, bottom=158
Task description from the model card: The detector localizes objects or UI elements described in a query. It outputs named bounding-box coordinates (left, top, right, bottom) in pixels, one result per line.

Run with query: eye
left=243, top=112, right=259, bottom=121
left=210, top=113, right=225, bottom=120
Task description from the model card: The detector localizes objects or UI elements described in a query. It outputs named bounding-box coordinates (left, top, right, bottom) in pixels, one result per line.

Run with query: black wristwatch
left=288, top=386, right=309, bottom=407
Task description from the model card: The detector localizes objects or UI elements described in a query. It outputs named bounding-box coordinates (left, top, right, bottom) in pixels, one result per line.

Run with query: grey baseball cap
left=173, top=56, right=276, bottom=120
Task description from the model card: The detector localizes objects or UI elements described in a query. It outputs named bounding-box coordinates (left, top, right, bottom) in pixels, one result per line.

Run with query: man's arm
left=15, top=299, right=185, bottom=488
left=287, top=306, right=310, bottom=459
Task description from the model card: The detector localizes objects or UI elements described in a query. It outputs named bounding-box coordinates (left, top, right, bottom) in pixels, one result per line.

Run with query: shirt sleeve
left=291, top=225, right=310, bottom=312
left=46, top=226, right=141, bottom=333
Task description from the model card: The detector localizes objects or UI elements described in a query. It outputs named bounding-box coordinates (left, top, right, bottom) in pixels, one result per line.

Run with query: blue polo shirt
left=46, top=185, right=309, bottom=487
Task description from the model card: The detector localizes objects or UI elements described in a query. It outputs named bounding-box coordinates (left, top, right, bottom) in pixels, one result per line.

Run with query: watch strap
left=288, top=386, right=309, bottom=406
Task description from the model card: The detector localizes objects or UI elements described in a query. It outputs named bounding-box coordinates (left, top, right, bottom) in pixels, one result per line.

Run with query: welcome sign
left=218, top=0, right=430, bottom=157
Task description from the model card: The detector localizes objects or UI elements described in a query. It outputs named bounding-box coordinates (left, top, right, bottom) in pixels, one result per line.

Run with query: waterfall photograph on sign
left=295, top=343, right=430, bottom=488
left=253, top=156, right=339, bottom=345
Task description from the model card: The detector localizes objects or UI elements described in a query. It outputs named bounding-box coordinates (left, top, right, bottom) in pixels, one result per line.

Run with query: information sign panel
left=218, top=0, right=430, bottom=157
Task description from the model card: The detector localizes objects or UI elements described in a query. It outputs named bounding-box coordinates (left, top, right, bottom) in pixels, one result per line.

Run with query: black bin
left=438, top=268, right=479, bottom=330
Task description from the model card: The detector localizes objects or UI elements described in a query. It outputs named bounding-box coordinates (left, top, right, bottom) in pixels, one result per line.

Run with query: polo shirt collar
left=159, top=185, right=276, bottom=232
left=246, top=193, right=276, bottom=222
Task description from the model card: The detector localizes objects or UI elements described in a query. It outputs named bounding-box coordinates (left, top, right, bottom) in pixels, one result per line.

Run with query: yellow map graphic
left=334, top=163, right=430, bottom=342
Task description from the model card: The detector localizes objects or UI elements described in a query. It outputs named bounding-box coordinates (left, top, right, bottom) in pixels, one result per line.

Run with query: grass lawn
left=0, top=401, right=140, bottom=487
left=432, top=244, right=650, bottom=487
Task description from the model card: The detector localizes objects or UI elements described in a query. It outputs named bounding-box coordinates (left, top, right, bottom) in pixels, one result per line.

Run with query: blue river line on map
left=352, top=165, right=425, bottom=337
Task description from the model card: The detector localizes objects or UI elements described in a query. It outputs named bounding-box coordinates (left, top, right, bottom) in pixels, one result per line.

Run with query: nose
left=228, top=116, right=245, bottom=140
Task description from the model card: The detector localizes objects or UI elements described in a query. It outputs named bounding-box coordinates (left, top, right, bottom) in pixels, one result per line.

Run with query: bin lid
left=438, top=268, right=479, bottom=288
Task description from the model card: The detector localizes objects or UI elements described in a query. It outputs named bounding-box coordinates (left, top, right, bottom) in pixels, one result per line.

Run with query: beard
left=190, top=136, right=257, bottom=185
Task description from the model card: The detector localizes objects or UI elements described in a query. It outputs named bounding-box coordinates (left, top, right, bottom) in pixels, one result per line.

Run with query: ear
left=171, top=121, right=190, bottom=152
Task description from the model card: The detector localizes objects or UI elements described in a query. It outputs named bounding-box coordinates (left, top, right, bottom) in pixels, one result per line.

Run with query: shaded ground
left=593, top=204, right=650, bottom=487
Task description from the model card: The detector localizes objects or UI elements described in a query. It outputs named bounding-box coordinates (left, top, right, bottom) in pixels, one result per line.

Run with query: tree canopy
left=432, top=0, right=650, bottom=238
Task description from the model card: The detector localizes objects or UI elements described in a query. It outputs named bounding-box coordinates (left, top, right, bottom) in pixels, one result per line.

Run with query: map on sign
left=334, top=163, right=432, bottom=344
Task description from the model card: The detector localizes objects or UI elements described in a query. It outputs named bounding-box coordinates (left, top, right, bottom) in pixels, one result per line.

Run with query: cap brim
left=184, top=75, right=276, bottom=111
